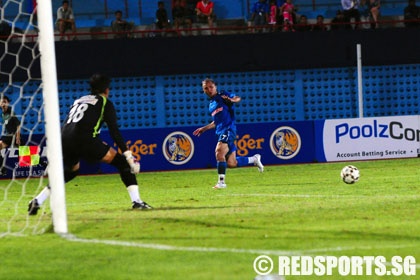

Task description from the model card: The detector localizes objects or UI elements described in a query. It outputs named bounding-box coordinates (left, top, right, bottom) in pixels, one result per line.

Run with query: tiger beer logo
left=162, top=131, right=194, bottom=165
left=270, top=126, right=301, bottom=160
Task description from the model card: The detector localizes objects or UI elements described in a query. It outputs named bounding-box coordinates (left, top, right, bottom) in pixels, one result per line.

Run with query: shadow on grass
left=152, top=205, right=238, bottom=211
left=148, top=216, right=259, bottom=230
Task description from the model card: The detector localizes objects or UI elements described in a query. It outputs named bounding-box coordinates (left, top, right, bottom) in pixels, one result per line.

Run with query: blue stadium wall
left=1, top=28, right=419, bottom=176
left=15, top=64, right=420, bottom=134
left=3, top=28, right=419, bottom=134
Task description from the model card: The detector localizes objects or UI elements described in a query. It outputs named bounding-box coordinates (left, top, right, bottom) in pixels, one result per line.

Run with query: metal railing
left=1, top=17, right=418, bottom=43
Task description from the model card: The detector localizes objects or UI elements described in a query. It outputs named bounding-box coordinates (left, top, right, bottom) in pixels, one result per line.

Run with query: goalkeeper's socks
left=35, top=186, right=51, bottom=206
left=111, top=153, right=137, bottom=186
left=64, top=169, right=78, bottom=183
left=127, top=185, right=142, bottom=203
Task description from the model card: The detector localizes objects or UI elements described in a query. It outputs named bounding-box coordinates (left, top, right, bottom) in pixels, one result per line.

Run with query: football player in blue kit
left=28, top=74, right=151, bottom=215
left=193, top=78, right=264, bottom=189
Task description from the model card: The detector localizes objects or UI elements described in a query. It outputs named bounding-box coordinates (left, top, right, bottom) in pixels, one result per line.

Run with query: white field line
left=219, top=194, right=420, bottom=199
left=63, top=234, right=420, bottom=268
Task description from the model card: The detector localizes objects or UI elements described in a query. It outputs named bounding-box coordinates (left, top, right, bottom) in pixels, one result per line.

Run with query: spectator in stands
left=56, top=0, right=77, bottom=40
left=0, top=95, right=21, bottom=176
left=111, top=10, right=134, bottom=39
left=250, top=0, right=269, bottom=33
left=172, top=0, right=193, bottom=35
left=404, top=0, right=420, bottom=27
left=156, top=1, right=170, bottom=32
left=330, top=10, right=352, bottom=30
left=268, top=0, right=278, bottom=31
left=0, top=21, right=24, bottom=40
left=294, top=15, right=311, bottom=31
left=0, top=21, right=12, bottom=39
left=280, top=0, right=297, bottom=31
left=312, top=14, right=328, bottom=31
left=275, top=0, right=285, bottom=25
left=367, top=0, right=380, bottom=28
left=195, top=0, right=216, bottom=34
left=358, top=0, right=372, bottom=28
left=341, top=0, right=361, bottom=29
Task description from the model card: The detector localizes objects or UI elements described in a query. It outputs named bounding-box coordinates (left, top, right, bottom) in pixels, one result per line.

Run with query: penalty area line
left=220, top=194, right=420, bottom=199
left=62, top=234, right=305, bottom=256
left=62, top=234, right=420, bottom=268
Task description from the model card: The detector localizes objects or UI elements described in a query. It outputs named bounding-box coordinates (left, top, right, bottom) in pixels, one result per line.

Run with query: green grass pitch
left=1, top=158, right=419, bottom=279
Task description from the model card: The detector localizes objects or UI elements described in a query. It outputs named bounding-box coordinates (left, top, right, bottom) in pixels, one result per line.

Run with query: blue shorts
left=217, top=129, right=237, bottom=155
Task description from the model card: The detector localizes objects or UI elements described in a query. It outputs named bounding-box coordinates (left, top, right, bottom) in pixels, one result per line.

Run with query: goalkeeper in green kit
left=28, top=74, right=152, bottom=215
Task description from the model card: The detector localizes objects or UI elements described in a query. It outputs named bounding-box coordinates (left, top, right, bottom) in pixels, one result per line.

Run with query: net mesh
left=0, top=0, right=51, bottom=237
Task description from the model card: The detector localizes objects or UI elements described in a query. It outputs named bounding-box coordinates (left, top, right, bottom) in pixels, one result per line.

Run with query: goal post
left=0, top=0, right=67, bottom=237
left=356, top=43, right=364, bottom=118
left=37, top=0, right=68, bottom=234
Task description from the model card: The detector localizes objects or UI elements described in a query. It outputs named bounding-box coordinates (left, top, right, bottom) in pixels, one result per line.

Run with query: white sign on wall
left=322, top=116, right=420, bottom=161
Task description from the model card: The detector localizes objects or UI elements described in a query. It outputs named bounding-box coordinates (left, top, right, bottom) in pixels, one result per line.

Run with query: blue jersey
left=251, top=1, right=269, bottom=14
left=208, top=90, right=237, bottom=136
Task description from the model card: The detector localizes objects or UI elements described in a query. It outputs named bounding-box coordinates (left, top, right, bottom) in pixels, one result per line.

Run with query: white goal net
left=0, top=0, right=66, bottom=237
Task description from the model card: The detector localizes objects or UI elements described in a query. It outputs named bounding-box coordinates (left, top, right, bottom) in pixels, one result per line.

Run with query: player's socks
left=111, top=153, right=137, bottom=186
left=127, top=185, right=142, bottom=203
left=236, top=156, right=250, bottom=167
left=217, top=161, right=227, bottom=182
left=218, top=174, right=225, bottom=184
left=64, top=169, right=78, bottom=183
left=217, top=161, right=226, bottom=174
left=216, top=161, right=227, bottom=186
left=35, top=186, right=51, bottom=206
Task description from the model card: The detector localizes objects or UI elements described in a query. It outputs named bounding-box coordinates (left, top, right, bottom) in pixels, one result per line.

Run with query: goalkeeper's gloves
left=123, top=150, right=140, bottom=174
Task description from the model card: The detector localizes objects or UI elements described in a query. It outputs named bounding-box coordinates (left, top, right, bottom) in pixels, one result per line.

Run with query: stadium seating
left=6, top=64, right=418, bottom=134
left=2, top=0, right=409, bottom=32
left=3, top=1, right=417, bottom=134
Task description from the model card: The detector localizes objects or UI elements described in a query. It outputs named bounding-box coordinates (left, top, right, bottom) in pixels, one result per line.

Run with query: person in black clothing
left=28, top=74, right=152, bottom=215
left=156, top=1, right=169, bottom=30
left=311, top=14, right=328, bottom=31
left=0, top=95, right=21, bottom=176
left=0, top=21, right=12, bottom=39
left=294, top=15, right=312, bottom=31
left=330, top=10, right=352, bottom=30
left=404, top=0, right=420, bottom=27
left=111, top=10, right=134, bottom=39
left=172, top=0, right=193, bottom=34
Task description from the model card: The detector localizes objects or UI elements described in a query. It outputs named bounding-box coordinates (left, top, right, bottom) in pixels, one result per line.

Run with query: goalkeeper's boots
left=132, top=201, right=152, bottom=210
left=254, top=154, right=264, bottom=173
left=213, top=182, right=227, bottom=189
left=28, top=199, right=40, bottom=216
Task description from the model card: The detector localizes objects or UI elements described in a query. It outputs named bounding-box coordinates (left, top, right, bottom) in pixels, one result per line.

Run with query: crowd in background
left=1, top=0, right=419, bottom=40
left=49, top=0, right=420, bottom=39
left=248, top=0, right=420, bottom=32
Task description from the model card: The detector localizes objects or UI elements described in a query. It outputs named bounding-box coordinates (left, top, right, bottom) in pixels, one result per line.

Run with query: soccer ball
left=340, top=165, right=360, bottom=184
